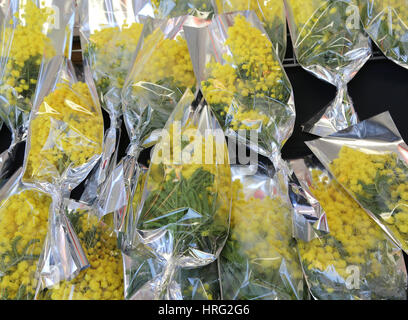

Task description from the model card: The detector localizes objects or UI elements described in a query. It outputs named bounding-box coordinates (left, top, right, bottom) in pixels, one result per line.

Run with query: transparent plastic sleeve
left=359, top=0, right=408, bottom=69
left=213, top=0, right=287, bottom=61
left=284, top=0, right=371, bottom=136
left=0, top=0, right=75, bottom=183
left=112, top=16, right=206, bottom=234
left=292, top=155, right=407, bottom=300
left=307, top=111, right=408, bottom=255
left=122, top=89, right=232, bottom=300
left=77, top=1, right=153, bottom=214
left=0, top=168, right=51, bottom=300
left=37, top=200, right=124, bottom=300
left=151, top=0, right=215, bottom=19
left=184, top=11, right=295, bottom=160
left=288, top=157, right=329, bottom=242
left=219, top=163, right=304, bottom=300
left=21, top=55, right=104, bottom=290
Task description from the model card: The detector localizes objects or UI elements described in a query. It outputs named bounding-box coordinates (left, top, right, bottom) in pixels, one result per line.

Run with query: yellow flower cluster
left=214, top=0, right=286, bottom=59
left=298, top=170, right=406, bottom=299
left=202, top=14, right=287, bottom=131
left=88, top=22, right=144, bottom=91
left=0, top=189, right=51, bottom=300
left=151, top=121, right=231, bottom=222
left=0, top=0, right=55, bottom=109
left=223, top=178, right=303, bottom=299
left=42, top=211, right=123, bottom=300
left=23, top=82, right=103, bottom=183
left=135, top=32, right=195, bottom=89
left=330, top=146, right=408, bottom=251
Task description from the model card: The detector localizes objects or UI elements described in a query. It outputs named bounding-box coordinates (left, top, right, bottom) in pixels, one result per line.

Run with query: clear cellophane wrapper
left=112, top=16, right=207, bottom=233
left=36, top=200, right=124, bottom=300
left=0, top=0, right=75, bottom=185
left=0, top=168, right=51, bottom=300
left=122, top=89, right=232, bottom=300
left=359, top=0, right=408, bottom=69
left=284, top=0, right=372, bottom=136
left=307, top=111, right=408, bottom=255
left=77, top=0, right=152, bottom=213
left=289, top=157, right=329, bottom=242
left=219, top=162, right=304, bottom=300
left=184, top=11, right=296, bottom=160
left=213, top=0, right=287, bottom=61
left=151, top=0, right=215, bottom=19
left=291, top=154, right=407, bottom=299
left=21, top=55, right=104, bottom=291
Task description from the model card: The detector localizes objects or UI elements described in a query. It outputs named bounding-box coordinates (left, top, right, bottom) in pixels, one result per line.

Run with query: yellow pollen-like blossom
left=0, top=189, right=51, bottom=300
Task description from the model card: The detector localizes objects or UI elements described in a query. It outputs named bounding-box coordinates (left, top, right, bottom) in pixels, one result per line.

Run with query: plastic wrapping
left=151, top=0, right=215, bottom=18
left=112, top=16, right=205, bottom=233
left=184, top=11, right=295, bottom=160
left=219, top=163, right=304, bottom=300
left=359, top=0, right=408, bottom=69
left=213, top=0, right=287, bottom=61
left=77, top=0, right=152, bottom=214
left=37, top=201, right=124, bottom=300
left=122, top=89, right=232, bottom=300
left=307, top=111, right=408, bottom=254
left=21, top=56, right=104, bottom=290
left=289, top=157, right=329, bottom=242
left=284, top=0, right=371, bottom=136
left=0, top=0, right=75, bottom=182
left=0, top=168, right=51, bottom=300
left=291, top=155, right=407, bottom=299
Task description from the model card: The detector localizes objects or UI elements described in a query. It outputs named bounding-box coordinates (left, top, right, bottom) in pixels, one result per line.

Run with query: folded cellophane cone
left=292, top=155, right=407, bottom=300
left=122, top=89, right=232, bottom=300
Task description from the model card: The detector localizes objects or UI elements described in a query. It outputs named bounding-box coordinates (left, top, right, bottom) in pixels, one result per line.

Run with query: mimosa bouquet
left=112, top=16, right=205, bottom=234
left=214, top=0, right=287, bottom=60
left=122, top=89, right=232, bottom=300
left=0, top=169, right=51, bottom=300
left=150, top=0, right=215, bottom=18
left=291, top=155, right=407, bottom=299
left=78, top=0, right=150, bottom=214
left=184, top=11, right=295, bottom=160
left=358, top=0, right=408, bottom=69
left=219, top=163, right=304, bottom=300
left=22, top=56, right=104, bottom=290
left=307, top=112, right=408, bottom=254
left=0, top=0, right=75, bottom=184
left=37, top=201, right=124, bottom=300
left=284, top=0, right=371, bottom=136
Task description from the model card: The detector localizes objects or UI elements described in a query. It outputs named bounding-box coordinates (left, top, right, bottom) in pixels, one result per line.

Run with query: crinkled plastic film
left=151, top=0, right=215, bottom=19
left=284, top=0, right=371, bottom=136
left=0, top=0, right=75, bottom=184
left=113, top=16, right=205, bottom=234
left=184, top=11, right=295, bottom=160
left=78, top=0, right=153, bottom=213
left=307, top=111, right=408, bottom=255
left=122, top=89, right=232, bottom=300
left=213, top=0, right=287, bottom=61
left=0, top=168, right=51, bottom=300
left=292, top=155, right=407, bottom=300
left=21, top=55, right=104, bottom=290
left=219, top=163, right=304, bottom=300
left=359, top=0, right=408, bottom=69
left=289, top=157, right=329, bottom=242
left=37, top=200, right=124, bottom=300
